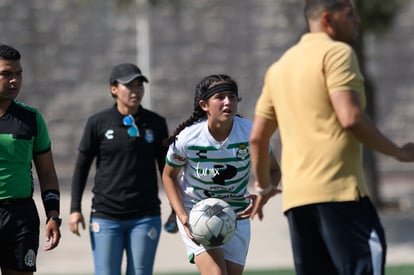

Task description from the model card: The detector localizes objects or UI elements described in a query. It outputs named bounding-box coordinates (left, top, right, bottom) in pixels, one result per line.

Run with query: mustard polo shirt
left=255, top=32, right=368, bottom=212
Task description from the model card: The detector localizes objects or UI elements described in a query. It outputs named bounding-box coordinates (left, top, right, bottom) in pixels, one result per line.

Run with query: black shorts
left=0, top=198, right=40, bottom=272
left=285, top=197, right=386, bottom=275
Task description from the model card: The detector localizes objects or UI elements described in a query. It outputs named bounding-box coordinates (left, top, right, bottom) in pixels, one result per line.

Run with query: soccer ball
left=188, top=198, right=237, bottom=247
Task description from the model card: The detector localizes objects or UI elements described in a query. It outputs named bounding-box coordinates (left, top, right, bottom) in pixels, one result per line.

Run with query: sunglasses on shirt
left=123, top=115, right=140, bottom=137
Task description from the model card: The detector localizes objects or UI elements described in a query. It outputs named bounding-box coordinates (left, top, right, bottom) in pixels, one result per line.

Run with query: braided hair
left=166, top=74, right=239, bottom=145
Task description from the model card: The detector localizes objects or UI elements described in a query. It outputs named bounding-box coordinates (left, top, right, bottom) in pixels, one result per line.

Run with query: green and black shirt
left=0, top=100, right=51, bottom=200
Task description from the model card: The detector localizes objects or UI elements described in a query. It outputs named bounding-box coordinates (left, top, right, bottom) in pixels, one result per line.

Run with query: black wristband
left=46, top=216, right=62, bottom=227
left=41, top=189, right=60, bottom=215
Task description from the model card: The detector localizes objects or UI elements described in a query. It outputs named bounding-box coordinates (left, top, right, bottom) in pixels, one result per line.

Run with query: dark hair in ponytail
left=166, top=74, right=239, bottom=145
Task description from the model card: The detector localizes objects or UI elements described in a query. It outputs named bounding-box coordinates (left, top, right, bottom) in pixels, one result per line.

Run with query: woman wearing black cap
left=69, top=63, right=169, bottom=275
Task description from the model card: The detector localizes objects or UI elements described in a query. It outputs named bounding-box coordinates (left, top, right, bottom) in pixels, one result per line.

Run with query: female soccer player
left=162, top=74, right=280, bottom=275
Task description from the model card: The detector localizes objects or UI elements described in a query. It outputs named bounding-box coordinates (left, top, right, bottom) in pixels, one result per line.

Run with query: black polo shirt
left=70, top=105, right=169, bottom=219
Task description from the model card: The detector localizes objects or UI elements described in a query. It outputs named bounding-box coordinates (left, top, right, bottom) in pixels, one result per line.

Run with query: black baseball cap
left=109, top=63, right=149, bottom=85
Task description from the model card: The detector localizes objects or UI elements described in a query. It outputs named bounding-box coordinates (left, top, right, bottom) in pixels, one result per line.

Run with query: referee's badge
left=236, top=144, right=249, bottom=160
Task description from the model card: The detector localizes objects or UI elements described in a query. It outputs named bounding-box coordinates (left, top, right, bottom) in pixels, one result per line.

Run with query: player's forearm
left=162, top=176, right=187, bottom=222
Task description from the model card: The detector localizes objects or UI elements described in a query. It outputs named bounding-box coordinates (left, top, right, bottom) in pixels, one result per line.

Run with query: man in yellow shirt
left=249, top=0, right=414, bottom=274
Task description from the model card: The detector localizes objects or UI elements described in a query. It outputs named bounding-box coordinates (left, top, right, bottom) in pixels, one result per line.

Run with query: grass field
left=154, top=264, right=414, bottom=275
left=44, top=264, right=414, bottom=275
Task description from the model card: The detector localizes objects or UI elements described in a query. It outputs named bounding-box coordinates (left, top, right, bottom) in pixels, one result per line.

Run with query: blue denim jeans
left=89, top=216, right=161, bottom=275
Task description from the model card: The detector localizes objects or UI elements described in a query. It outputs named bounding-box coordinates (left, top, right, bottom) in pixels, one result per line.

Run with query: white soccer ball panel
left=189, top=198, right=237, bottom=246
left=206, top=215, right=224, bottom=237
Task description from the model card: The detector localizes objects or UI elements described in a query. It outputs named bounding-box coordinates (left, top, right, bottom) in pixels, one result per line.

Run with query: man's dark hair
left=304, top=0, right=348, bottom=21
left=0, top=44, right=21, bottom=60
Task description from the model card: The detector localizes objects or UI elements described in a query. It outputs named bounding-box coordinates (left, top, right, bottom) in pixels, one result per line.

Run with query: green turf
left=155, top=269, right=293, bottom=275
left=386, top=265, right=414, bottom=275
left=43, top=264, right=414, bottom=275
left=154, top=264, right=414, bottom=275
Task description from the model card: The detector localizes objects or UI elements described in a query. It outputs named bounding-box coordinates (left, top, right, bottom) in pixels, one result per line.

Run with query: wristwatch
left=46, top=216, right=62, bottom=227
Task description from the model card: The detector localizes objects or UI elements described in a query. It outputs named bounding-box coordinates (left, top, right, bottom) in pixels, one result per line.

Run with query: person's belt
left=0, top=197, right=32, bottom=207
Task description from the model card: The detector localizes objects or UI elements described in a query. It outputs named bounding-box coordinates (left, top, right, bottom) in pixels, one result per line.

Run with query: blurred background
left=1, top=0, right=414, bottom=273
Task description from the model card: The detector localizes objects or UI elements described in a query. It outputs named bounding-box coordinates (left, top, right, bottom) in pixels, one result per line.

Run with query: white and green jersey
left=165, top=116, right=252, bottom=214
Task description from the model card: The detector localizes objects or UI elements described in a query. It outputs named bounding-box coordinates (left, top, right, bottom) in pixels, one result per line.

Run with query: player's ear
left=110, top=85, right=118, bottom=97
left=199, top=99, right=208, bottom=112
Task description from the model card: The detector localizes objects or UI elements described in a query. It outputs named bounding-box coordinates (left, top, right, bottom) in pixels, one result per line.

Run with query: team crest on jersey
left=145, top=129, right=154, bottom=143
left=24, top=249, right=36, bottom=267
left=236, top=144, right=249, bottom=159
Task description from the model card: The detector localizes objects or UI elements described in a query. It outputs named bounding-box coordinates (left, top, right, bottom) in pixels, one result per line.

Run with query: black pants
left=286, top=197, right=386, bottom=275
